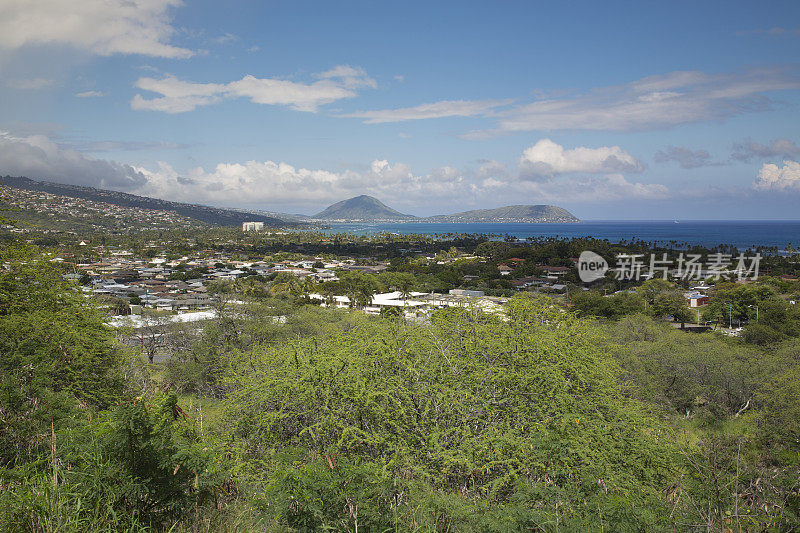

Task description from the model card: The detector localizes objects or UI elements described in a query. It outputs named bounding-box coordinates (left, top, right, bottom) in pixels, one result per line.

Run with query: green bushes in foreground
left=223, top=297, right=677, bottom=530
left=0, top=394, right=230, bottom=533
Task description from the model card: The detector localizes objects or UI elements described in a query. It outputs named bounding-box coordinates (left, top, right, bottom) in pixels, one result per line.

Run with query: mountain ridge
left=0, top=176, right=289, bottom=227
left=422, top=204, right=579, bottom=223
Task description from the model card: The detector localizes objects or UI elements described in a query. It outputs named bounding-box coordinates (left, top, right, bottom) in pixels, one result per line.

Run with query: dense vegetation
left=2, top=238, right=800, bottom=531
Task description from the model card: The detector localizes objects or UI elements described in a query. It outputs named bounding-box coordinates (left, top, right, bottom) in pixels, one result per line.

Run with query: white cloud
left=313, top=65, right=376, bottom=89
left=510, top=139, right=662, bottom=202
left=131, top=75, right=225, bottom=113
left=519, top=138, right=643, bottom=179
left=212, top=33, right=238, bottom=45
left=135, top=158, right=431, bottom=207
left=0, top=132, right=668, bottom=213
left=732, top=138, right=800, bottom=162
left=753, top=160, right=800, bottom=191
left=227, top=76, right=356, bottom=112
left=134, top=140, right=661, bottom=209
left=131, top=66, right=376, bottom=113
left=75, top=90, right=105, bottom=98
left=6, top=78, right=55, bottom=90
left=476, top=160, right=508, bottom=181
left=464, top=67, right=799, bottom=136
left=655, top=146, right=713, bottom=168
left=0, top=131, right=147, bottom=189
left=341, top=99, right=512, bottom=124
left=0, top=0, right=192, bottom=58
left=518, top=174, right=669, bottom=203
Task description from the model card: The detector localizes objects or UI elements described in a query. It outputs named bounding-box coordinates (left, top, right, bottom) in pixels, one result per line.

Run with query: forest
left=2, top=238, right=800, bottom=532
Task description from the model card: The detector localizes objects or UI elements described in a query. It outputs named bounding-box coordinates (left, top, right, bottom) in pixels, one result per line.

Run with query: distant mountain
left=2, top=177, right=580, bottom=227
left=313, top=195, right=415, bottom=221
left=0, top=176, right=289, bottom=227
left=310, top=195, right=580, bottom=223
left=424, top=205, right=579, bottom=223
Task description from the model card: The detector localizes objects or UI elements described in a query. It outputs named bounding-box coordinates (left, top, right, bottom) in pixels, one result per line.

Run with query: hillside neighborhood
left=36, top=230, right=796, bottom=339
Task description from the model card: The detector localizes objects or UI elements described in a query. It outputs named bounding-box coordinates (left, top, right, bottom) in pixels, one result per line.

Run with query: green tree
left=651, top=291, right=688, bottom=319
left=572, top=290, right=644, bottom=319
left=0, top=245, right=126, bottom=465
left=339, top=271, right=382, bottom=309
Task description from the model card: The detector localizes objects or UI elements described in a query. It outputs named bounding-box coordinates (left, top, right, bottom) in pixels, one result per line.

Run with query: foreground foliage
left=3, top=243, right=800, bottom=531
left=224, top=298, right=676, bottom=529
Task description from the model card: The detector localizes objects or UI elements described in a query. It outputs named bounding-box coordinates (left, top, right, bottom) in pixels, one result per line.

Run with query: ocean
left=322, top=220, right=800, bottom=250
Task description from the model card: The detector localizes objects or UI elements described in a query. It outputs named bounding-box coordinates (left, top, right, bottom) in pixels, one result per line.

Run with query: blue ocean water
left=323, top=221, right=800, bottom=249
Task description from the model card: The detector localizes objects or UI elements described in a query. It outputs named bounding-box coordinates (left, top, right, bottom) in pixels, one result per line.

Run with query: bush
left=608, top=315, right=764, bottom=417
left=0, top=394, right=229, bottom=532
left=224, top=296, right=676, bottom=527
left=742, top=323, right=787, bottom=345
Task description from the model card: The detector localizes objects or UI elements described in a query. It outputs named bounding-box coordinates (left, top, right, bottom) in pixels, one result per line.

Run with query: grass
left=179, top=395, right=225, bottom=433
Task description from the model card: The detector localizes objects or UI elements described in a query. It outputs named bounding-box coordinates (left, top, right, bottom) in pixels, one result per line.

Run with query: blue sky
left=1, top=0, right=800, bottom=219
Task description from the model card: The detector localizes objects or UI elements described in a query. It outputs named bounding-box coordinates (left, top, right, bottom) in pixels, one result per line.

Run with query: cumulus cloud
left=0, top=133, right=669, bottom=212
left=134, top=158, right=475, bottom=208
left=133, top=156, right=665, bottom=210
left=131, top=66, right=376, bottom=113
left=340, top=98, right=512, bottom=124
left=753, top=160, right=800, bottom=191
left=519, top=138, right=643, bottom=179
left=476, top=160, right=509, bottom=181
left=0, top=0, right=192, bottom=58
left=510, top=140, right=665, bottom=202
left=463, top=67, right=799, bottom=137
left=732, top=138, right=800, bottom=162
left=654, top=146, right=713, bottom=168
left=0, top=131, right=147, bottom=189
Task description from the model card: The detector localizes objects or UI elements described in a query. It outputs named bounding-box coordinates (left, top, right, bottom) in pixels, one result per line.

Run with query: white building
left=242, top=221, right=264, bottom=231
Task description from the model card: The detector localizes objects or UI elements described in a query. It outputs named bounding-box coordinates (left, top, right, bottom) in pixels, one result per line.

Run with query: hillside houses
left=0, top=185, right=199, bottom=232
left=65, top=240, right=516, bottom=321
left=67, top=246, right=374, bottom=315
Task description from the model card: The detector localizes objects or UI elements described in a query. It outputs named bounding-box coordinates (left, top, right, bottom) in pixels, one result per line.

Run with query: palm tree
left=355, top=286, right=374, bottom=309
left=320, top=288, right=336, bottom=307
